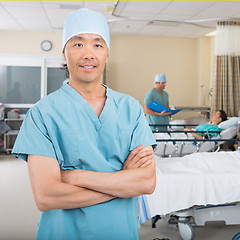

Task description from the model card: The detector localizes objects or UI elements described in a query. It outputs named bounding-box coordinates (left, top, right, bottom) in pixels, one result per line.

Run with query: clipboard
left=147, top=101, right=182, bottom=116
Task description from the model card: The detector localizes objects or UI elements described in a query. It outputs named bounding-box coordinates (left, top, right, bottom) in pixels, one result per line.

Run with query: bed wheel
left=178, top=221, right=194, bottom=240
left=232, top=232, right=240, bottom=240
left=152, top=215, right=161, bottom=228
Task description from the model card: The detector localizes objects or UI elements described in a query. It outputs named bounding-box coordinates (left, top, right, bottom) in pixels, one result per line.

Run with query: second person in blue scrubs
left=144, top=73, right=172, bottom=131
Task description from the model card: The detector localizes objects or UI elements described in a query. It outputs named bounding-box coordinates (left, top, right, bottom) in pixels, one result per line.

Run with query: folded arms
left=28, top=144, right=156, bottom=211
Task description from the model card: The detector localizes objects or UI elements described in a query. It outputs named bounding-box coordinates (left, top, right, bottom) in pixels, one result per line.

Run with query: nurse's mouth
left=81, top=65, right=96, bottom=69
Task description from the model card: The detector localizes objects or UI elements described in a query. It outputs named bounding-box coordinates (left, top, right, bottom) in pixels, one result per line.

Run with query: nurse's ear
left=63, top=49, right=67, bottom=62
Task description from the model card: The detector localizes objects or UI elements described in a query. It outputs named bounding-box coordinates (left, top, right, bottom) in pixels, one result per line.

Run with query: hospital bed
left=151, top=117, right=240, bottom=157
left=138, top=150, right=240, bottom=240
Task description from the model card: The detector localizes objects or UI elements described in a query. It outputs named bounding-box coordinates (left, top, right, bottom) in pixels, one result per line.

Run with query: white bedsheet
left=140, top=150, right=240, bottom=222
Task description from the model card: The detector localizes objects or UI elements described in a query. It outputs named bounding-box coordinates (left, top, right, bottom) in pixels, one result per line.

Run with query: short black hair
left=61, top=63, right=69, bottom=78
left=218, top=110, right=227, bottom=122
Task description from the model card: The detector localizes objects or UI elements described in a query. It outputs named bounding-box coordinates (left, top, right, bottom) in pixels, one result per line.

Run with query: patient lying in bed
left=184, top=110, right=227, bottom=139
left=154, top=110, right=239, bottom=157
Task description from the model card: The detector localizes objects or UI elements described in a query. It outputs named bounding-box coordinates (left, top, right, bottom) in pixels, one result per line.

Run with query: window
left=0, top=66, right=41, bottom=104
left=0, top=54, right=65, bottom=108
left=47, top=67, right=66, bottom=95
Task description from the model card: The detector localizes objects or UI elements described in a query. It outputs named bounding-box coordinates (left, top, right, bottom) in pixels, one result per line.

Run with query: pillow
left=218, top=117, right=239, bottom=130
left=169, top=119, right=186, bottom=125
left=169, top=119, right=186, bottom=130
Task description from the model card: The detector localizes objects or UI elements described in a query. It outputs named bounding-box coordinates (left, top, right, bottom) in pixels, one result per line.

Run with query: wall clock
left=40, top=40, right=52, bottom=52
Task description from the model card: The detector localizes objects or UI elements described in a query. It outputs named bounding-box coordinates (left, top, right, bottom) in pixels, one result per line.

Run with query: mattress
left=140, top=150, right=240, bottom=222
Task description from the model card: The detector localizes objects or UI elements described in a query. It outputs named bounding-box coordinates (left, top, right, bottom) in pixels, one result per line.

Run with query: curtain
left=212, top=21, right=240, bottom=117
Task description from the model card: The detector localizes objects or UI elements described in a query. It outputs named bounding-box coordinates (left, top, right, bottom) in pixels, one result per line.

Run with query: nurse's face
left=156, top=81, right=166, bottom=90
left=63, top=33, right=108, bottom=85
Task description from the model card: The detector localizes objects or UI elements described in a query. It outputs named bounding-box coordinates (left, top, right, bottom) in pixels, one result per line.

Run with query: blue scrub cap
left=62, top=8, right=110, bottom=53
left=154, top=73, right=166, bottom=83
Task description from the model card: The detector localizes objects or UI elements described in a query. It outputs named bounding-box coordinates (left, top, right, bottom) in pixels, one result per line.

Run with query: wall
left=0, top=31, right=212, bottom=118
left=197, top=38, right=212, bottom=108
left=106, top=35, right=212, bottom=118
left=0, top=31, right=62, bottom=55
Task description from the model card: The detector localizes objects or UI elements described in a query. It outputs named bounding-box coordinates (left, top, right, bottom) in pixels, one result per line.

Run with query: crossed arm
left=27, top=145, right=156, bottom=212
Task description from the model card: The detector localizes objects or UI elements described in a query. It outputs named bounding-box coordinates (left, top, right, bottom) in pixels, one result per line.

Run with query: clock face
left=41, top=40, right=52, bottom=51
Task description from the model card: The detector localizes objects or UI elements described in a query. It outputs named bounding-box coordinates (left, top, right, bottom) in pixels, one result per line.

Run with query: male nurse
left=12, top=8, right=156, bottom=240
left=144, top=73, right=171, bottom=131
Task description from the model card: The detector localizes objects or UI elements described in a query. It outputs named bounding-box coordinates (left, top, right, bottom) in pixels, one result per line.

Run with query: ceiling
left=1, top=1, right=240, bottom=38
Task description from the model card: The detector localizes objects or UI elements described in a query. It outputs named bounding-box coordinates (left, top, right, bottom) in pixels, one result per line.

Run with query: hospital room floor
left=1, top=153, right=240, bottom=240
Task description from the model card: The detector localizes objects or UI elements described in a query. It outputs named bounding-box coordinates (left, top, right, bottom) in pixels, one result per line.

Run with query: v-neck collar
left=154, top=87, right=163, bottom=96
left=62, top=83, right=111, bottom=131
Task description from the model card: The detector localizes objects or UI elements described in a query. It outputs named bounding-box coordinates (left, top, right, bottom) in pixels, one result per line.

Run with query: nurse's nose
left=82, top=45, right=95, bottom=60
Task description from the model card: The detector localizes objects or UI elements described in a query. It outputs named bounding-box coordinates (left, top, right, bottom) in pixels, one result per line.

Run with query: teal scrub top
left=144, top=88, right=169, bottom=131
left=195, top=123, right=221, bottom=138
left=12, top=84, right=156, bottom=240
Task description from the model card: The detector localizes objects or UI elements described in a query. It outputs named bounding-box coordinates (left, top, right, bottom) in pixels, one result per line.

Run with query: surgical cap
left=154, top=74, right=166, bottom=83
left=62, top=8, right=110, bottom=53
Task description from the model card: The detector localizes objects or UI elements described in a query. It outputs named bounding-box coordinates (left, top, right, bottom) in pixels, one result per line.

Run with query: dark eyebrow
left=70, top=36, right=105, bottom=43
left=94, top=37, right=105, bottom=43
left=71, top=36, right=84, bottom=41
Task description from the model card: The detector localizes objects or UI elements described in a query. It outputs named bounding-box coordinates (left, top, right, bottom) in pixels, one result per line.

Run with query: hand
left=158, top=110, right=172, bottom=116
left=184, top=128, right=192, bottom=132
left=122, top=145, right=154, bottom=170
